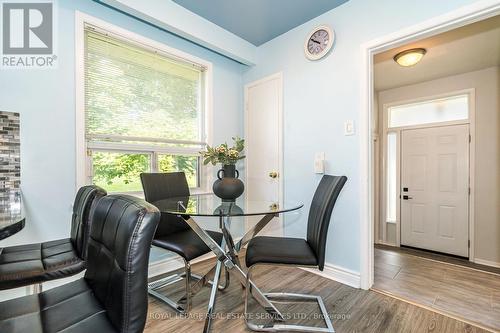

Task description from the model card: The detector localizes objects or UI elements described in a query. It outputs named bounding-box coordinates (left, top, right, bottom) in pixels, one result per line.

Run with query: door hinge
left=468, top=187, right=471, bottom=195
left=469, top=134, right=471, bottom=143
left=468, top=239, right=470, bottom=248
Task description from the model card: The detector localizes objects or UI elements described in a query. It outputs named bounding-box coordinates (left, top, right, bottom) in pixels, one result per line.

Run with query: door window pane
left=389, top=95, right=468, bottom=128
left=158, top=155, right=199, bottom=188
left=386, top=132, right=397, bottom=223
left=92, top=151, right=150, bottom=192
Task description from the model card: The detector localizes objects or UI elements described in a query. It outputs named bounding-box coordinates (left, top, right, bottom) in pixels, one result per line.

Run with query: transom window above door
left=84, top=25, right=209, bottom=193
left=388, top=94, right=469, bottom=128
left=382, top=91, right=472, bottom=229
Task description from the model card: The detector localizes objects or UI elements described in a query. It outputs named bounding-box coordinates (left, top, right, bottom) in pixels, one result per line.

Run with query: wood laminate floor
left=377, top=244, right=500, bottom=275
left=145, top=255, right=488, bottom=333
left=373, top=245, right=500, bottom=332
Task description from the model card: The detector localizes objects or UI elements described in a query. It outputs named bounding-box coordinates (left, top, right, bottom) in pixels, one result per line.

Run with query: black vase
left=213, top=164, right=244, bottom=202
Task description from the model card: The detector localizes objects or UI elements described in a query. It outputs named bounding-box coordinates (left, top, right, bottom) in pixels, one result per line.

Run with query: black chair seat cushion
left=152, top=229, right=223, bottom=262
left=245, top=236, right=318, bottom=268
left=0, top=278, right=117, bottom=333
left=0, top=238, right=85, bottom=290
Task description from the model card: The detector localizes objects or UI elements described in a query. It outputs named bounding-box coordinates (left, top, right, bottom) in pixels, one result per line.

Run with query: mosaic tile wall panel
left=0, top=111, right=20, bottom=207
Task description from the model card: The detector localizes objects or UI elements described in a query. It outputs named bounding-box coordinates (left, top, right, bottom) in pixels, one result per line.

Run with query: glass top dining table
left=0, top=193, right=25, bottom=242
left=152, top=193, right=303, bottom=217
left=151, top=193, right=303, bottom=333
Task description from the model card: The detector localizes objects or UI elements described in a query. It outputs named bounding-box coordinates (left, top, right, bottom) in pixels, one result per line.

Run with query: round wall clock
left=304, top=25, right=334, bottom=61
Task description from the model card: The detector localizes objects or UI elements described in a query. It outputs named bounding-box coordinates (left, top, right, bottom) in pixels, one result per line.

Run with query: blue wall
left=243, top=0, right=481, bottom=273
left=0, top=0, right=484, bottom=277
left=0, top=0, right=245, bottom=247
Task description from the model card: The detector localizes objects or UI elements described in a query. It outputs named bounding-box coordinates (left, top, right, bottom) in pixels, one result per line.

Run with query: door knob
left=269, top=203, right=279, bottom=210
left=269, top=171, right=279, bottom=179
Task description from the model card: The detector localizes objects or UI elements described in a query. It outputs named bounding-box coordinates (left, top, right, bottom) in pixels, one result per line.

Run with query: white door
left=401, top=124, right=469, bottom=257
left=244, top=73, right=283, bottom=236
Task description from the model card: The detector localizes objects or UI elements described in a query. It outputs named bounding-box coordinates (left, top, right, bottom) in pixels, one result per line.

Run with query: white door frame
left=379, top=89, right=476, bottom=251
left=359, top=0, right=500, bottom=290
left=244, top=72, right=284, bottom=235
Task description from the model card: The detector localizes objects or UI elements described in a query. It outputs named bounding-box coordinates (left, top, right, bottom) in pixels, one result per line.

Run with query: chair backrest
left=140, top=172, right=190, bottom=203
left=70, top=185, right=107, bottom=259
left=140, top=172, right=191, bottom=236
left=306, top=175, right=347, bottom=271
left=84, top=194, right=160, bottom=333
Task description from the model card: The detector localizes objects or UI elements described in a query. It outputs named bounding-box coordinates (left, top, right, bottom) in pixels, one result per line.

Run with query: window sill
left=106, top=191, right=144, bottom=198
left=107, top=189, right=212, bottom=197
left=190, top=188, right=212, bottom=196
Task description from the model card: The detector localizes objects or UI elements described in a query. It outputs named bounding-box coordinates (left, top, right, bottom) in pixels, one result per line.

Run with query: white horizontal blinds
left=388, top=94, right=469, bottom=128
left=84, top=27, right=204, bottom=148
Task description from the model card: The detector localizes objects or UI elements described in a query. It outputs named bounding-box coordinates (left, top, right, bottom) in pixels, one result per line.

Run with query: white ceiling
left=374, top=15, right=500, bottom=91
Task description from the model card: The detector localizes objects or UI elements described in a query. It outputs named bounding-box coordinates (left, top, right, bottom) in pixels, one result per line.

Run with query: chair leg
left=148, top=258, right=193, bottom=314
left=184, top=260, right=192, bottom=312
left=218, top=266, right=230, bottom=290
left=148, top=256, right=230, bottom=313
left=190, top=265, right=230, bottom=291
left=244, top=265, right=335, bottom=333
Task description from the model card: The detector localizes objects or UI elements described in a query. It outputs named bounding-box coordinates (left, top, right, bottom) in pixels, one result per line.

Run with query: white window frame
left=75, top=12, right=213, bottom=194
left=380, top=88, right=475, bottom=248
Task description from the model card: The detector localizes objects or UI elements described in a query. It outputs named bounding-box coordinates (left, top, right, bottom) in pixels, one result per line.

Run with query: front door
left=401, top=124, right=469, bottom=257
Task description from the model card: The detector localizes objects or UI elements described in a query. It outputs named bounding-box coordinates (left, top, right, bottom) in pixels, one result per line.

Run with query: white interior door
left=244, top=73, right=283, bottom=236
left=401, top=124, right=469, bottom=257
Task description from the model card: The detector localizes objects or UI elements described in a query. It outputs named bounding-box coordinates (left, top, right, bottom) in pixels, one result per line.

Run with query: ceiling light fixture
left=393, top=48, right=427, bottom=67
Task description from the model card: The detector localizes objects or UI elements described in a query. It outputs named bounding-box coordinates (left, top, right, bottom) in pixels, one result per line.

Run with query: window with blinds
left=84, top=25, right=207, bottom=192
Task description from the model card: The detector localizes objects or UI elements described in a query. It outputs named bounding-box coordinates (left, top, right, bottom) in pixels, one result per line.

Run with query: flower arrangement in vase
left=200, top=137, right=245, bottom=201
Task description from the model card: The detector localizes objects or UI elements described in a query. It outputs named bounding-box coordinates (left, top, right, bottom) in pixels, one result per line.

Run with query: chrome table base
left=182, top=213, right=286, bottom=332
left=180, top=212, right=334, bottom=333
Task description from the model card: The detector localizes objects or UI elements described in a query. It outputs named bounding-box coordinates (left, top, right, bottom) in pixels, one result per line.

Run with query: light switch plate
left=315, top=152, right=325, bottom=160
left=344, top=120, right=355, bottom=136
left=314, top=152, right=325, bottom=174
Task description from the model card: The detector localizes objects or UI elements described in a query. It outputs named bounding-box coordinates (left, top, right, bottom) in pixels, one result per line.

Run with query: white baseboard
left=375, top=240, right=398, bottom=247
left=149, top=237, right=361, bottom=290
left=151, top=256, right=361, bottom=289
left=149, top=252, right=216, bottom=278
left=148, top=236, right=243, bottom=278
left=473, top=258, right=500, bottom=268
left=301, top=264, right=361, bottom=289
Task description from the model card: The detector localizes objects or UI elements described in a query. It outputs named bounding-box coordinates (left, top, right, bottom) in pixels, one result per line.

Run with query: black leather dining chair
left=244, top=175, right=347, bottom=333
left=0, top=194, right=160, bottom=333
left=140, top=172, right=228, bottom=313
left=0, top=185, right=106, bottom=291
